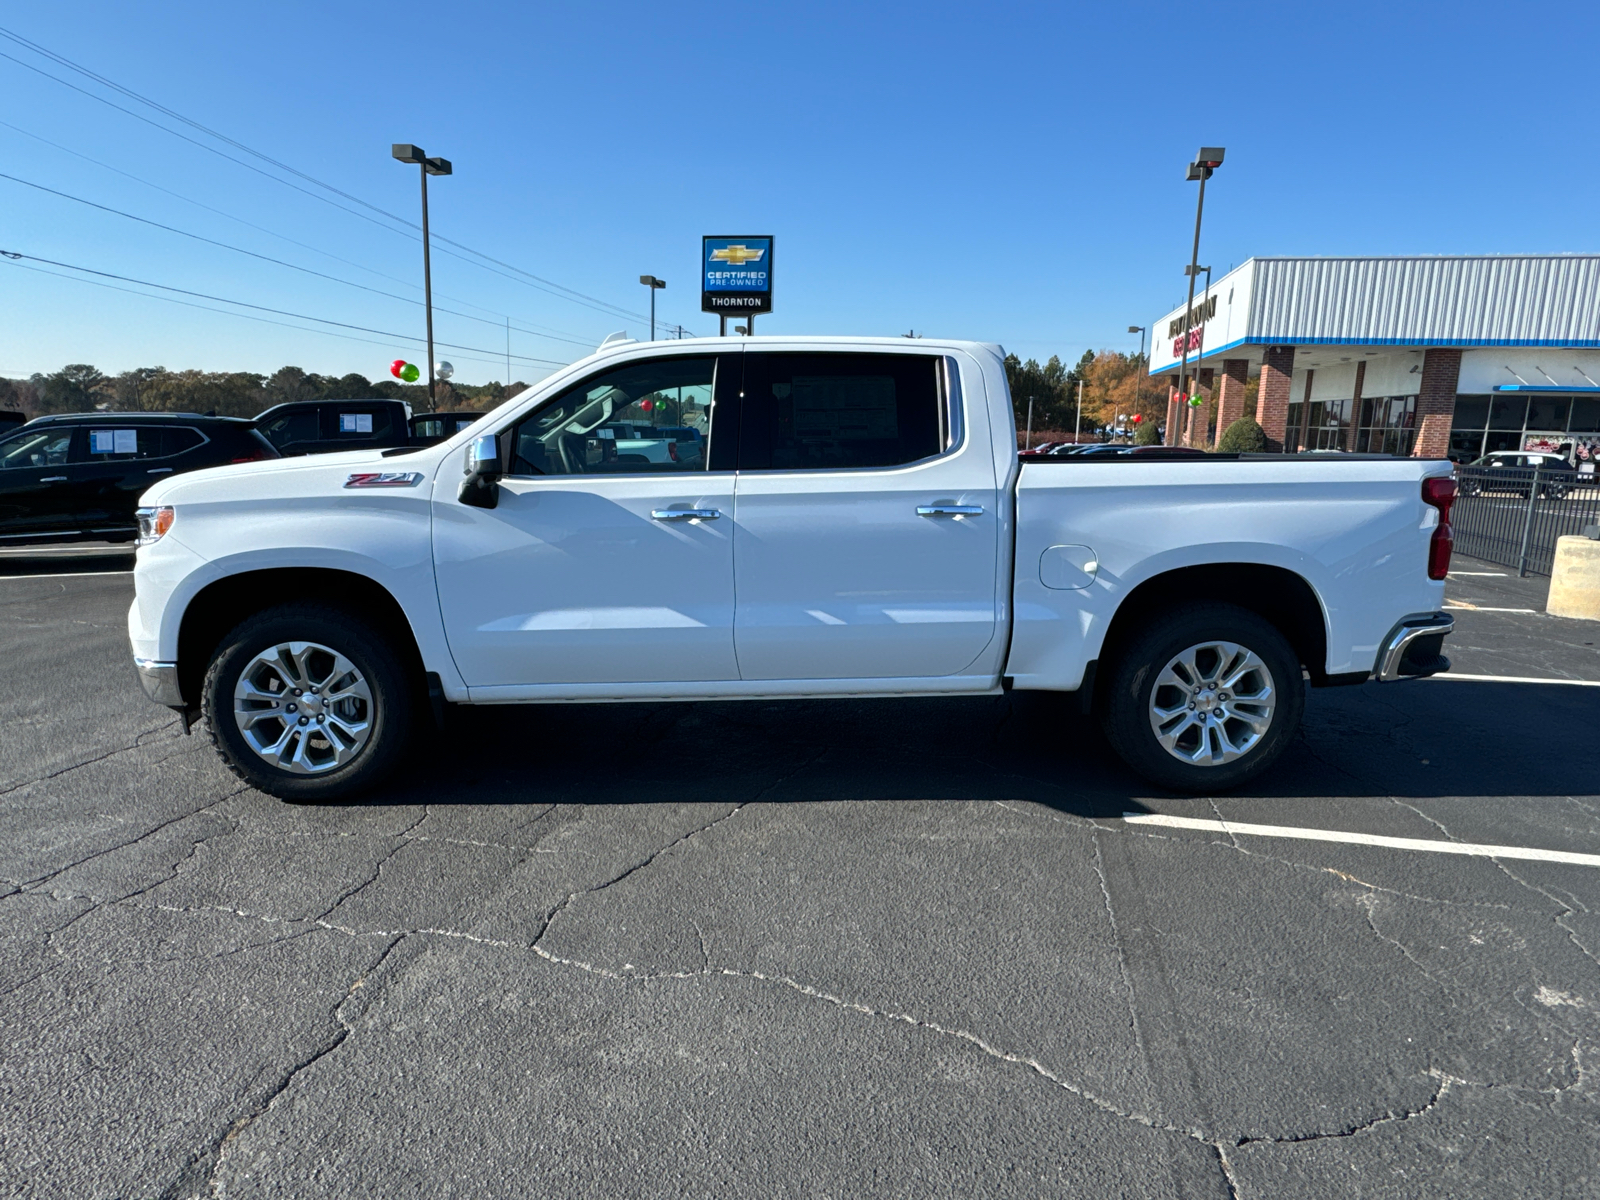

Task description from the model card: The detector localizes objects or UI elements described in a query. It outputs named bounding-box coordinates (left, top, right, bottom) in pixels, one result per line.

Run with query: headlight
left=135, top=505, right=175, bottom=546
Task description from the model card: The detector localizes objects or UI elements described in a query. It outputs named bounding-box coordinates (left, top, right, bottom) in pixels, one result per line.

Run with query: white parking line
left=1431, top=672, right=1600, bottom=687
left=1121, top=813, right=1600, bottom=868
left=0, top=571, right=132, bottom=580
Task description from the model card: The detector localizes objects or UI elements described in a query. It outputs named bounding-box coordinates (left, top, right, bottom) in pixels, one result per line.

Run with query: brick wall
left=1256, top=346, right=1295, bottom=452
left=1213, top=359, right=1249, bottom=447
left=1413, top=348, right=1460, bottom=458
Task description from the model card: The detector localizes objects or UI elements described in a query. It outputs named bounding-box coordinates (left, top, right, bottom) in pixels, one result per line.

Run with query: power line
left=0, top=116, right=595, bottom=341
left=0, top=168, right=599, bottom=349
left=0, top=26, right=697, bottom=332
left=0, top=249, right=570, bottom=366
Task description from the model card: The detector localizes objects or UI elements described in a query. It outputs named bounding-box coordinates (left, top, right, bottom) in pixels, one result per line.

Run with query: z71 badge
left=344, top=472, right=424, bottom=488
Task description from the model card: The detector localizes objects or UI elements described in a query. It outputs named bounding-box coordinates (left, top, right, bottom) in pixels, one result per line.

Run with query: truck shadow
left=379, top=679, right=1597, bottom=812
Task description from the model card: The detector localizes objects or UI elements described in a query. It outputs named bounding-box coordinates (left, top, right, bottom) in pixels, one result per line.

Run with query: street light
left=392, top=144, right=452, bottom=409
left=1176, top=146, right=1223, bottom=445
left=1126, top=325, right=1146, bottom=440
left=639, top=275, right=666, bottom=341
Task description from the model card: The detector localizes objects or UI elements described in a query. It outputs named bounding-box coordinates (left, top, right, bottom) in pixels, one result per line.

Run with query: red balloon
left=640, top=398, right=653, bottom=412
left=1132, top=414, right=1143, bottom=423
left=389, top=359, right=407, bottom=380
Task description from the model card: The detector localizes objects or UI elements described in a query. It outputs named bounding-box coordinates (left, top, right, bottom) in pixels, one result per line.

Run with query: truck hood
left=141, top=445, right=443, bottom=506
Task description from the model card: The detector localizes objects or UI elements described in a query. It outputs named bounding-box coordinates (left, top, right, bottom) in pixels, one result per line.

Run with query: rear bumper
left=1375, top=613, right=1454, bottom=682
left=134, top=658, right=185, bottom=707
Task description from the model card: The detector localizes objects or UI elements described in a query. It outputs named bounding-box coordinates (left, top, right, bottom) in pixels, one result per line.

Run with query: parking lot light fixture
left=1177, top=146, right=1224, bottom=445
left=639, top=275, right=666, bottom=341
left=393, top=144, right=452, bottom=408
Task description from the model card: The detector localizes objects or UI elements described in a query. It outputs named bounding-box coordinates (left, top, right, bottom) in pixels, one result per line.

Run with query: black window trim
left=80, top=422, right=211, bottom=462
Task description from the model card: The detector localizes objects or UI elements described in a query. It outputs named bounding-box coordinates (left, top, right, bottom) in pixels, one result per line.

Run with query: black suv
left=255, top=399, right=411, bottom=457
left=0, top=412, right=278, bottom=546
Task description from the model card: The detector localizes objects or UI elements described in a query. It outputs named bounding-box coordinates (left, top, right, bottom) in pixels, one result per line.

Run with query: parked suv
left=1459, top=450, right=1578, bottom=499
left=0, top=412, right=277, bottom=546
left=255, top=399, right=411, bottom=457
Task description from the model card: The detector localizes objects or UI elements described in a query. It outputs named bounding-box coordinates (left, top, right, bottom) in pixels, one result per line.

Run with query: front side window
left=0, top=428, right=73, bottom=470
left=738, top=353, right=943, bottom=471
left=509, top=356, right=715, bottom=476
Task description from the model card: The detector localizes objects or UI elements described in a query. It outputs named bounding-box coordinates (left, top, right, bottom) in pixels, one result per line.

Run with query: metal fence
left=1452, top=465, right=1600, bottom=576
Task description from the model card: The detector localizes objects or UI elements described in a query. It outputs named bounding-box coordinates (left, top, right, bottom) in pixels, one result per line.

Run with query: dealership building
left=1147, top=255, right=1600, bottom=464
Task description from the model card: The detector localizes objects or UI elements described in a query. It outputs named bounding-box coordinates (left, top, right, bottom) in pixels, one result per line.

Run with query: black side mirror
left=458, top=433, right=502, bottom=509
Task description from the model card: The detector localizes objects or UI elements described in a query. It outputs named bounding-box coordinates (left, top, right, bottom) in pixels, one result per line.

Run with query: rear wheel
left=1101, top=603, right=1304, bottom=793
left=202, top=604, right=414, bottom=802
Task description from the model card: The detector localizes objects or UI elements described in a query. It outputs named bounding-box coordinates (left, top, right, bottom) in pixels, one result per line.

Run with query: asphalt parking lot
left=2, top=551, right=1597, bottom=1199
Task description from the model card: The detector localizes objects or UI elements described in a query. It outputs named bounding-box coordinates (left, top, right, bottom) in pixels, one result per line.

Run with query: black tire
left=1101, top=602, right=1305, bottom=793
left=202, top=603, right=415, bottom=802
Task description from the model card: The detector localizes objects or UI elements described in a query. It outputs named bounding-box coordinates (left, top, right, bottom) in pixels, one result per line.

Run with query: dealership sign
left=702, top=236, right=773, bottom=314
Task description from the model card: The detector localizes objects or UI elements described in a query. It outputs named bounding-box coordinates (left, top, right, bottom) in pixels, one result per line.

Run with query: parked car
left=131, top=337, right=1454, bottom=802
left=255, top=399, right=411, bottom=457
left=1459, top=451, right=1578, bottom=499
left=409, top=411, right=481, bottom=446
left=0, top=412, right=276, bottom=546
left=0, top=410, right=26, bottom=437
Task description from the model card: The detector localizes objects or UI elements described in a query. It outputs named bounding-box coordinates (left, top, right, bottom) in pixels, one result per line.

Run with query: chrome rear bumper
left=1375, top=613, right=1454, bottom=682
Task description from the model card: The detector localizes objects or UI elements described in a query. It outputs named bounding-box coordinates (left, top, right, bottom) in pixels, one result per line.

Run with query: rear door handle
left=40, top=476, right=68, bottom=482
left=916, top=505, right=984, bottom=517
left=651, top=508, right=721, bottom=521
left=147, top=467, right=174, bottom=474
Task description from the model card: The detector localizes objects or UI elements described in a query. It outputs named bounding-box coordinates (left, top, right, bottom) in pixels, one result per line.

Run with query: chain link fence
left=1452, top=465, right=1600, bottom=576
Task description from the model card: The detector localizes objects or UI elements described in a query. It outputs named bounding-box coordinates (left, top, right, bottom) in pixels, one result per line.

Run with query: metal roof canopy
left=1148, top=255, right=1600, bottom=376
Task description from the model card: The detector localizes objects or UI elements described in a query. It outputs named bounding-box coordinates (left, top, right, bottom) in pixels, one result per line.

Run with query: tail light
left=667, top=441, right=679, bottom=462
left=1422, top=476, right=1455, bottom=580
left=231, top=452, right=273, bottom=463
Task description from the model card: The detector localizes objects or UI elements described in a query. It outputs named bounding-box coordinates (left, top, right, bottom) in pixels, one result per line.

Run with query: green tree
left=264, top=366, right=318, bottom=407
left=1134, top=418, right=1161, bottom=446
left=113, top=366, right=168, bottom=411
left=40, top=364, right=107, bottom=413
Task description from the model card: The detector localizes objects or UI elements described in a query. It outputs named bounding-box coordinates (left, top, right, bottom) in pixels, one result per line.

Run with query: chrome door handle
left=917, top=505, right=984, bottom=517
left=40, top=476, right=68, bottom=482
left=651, top=508, right=721, bottom=521
left=147, top=467, right=174, bottom=474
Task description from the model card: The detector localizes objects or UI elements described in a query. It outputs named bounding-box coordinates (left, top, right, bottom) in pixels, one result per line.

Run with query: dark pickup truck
left=255, top=399, right=412, bottom=457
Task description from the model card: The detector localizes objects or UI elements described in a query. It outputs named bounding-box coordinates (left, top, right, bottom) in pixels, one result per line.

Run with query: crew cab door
left=730, top=351, right=1000, bottom=681
left=432, top=353, right=738, bottom=689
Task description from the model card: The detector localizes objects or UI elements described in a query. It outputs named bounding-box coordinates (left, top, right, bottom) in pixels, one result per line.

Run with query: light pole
left=392, top=144, right=452, bottom=409
left=639, top=275, right=666, bottom=341
left=1176, top=147, right=1223, bottom=444
left=1128, top=324, right=1145, bottom=440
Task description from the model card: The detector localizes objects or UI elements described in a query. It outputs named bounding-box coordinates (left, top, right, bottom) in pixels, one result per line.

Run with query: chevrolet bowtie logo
left=709, top=244, right=765, bottom=266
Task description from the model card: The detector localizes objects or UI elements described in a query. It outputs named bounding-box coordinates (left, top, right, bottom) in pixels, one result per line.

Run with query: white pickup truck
left=128, top=337, right=1456, bottom=801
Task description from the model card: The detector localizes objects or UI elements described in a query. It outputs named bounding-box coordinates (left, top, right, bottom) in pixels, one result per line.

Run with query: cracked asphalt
left=1, top=552, right=1598, bottom=1199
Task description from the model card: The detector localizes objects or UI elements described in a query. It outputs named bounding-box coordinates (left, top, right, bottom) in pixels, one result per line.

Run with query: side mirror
left=458, top=434, right=502, bottom=509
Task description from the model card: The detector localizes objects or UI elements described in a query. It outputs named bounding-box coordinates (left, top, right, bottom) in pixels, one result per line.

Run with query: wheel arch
left=1092, top=563, right=1333, bottom=710
left=176, top=567, right=427, bottom=706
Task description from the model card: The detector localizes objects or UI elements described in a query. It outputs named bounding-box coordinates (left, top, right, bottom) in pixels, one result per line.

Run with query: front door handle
left=651, top=508, right=721, bottom=521
left=147, top=467, right=174, bottom=474
left=40, top=476, right=68, bottom=482
left=917, top=505, right=984, bottom=517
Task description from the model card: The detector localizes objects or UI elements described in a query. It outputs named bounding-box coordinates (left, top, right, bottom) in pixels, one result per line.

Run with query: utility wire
left=4, top=258, right=533, bottom=375
left=0, top=116, right=598, bottom=342
left=0, top=249, right=568, bottom=366
left=0, top=27, right=689, bottom=331
left=0, top=168, right=598, bottom=348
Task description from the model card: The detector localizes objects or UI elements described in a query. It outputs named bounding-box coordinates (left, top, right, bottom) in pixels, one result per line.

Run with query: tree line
left=0, top=364, right=532, bottom=421
left=1004, top=348, right=1169, bottom=440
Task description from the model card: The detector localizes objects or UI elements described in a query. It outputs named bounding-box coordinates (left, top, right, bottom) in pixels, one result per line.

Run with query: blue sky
left=2, top=0, right=1596, bottom=385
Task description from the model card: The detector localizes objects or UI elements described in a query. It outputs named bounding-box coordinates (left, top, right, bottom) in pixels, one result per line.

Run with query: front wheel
left=202, top=604, right=415, bottom=802
left=1101, top=603, right=1305, bottom=793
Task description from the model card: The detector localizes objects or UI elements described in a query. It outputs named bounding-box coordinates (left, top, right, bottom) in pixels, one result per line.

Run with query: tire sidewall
left=203, top=605, right=412, bottom=802
left=1103, top=603, right=1305, bottom=793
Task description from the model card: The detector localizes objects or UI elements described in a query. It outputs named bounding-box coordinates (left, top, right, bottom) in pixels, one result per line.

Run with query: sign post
left=702, top=236, right=773, bottom=335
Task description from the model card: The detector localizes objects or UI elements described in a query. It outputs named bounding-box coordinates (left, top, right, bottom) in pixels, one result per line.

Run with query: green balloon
left=400, top=362, right=420, bottom=383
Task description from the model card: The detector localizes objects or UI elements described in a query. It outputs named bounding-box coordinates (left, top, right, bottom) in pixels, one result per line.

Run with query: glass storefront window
left=1571, top=398, right=1600, bottom=433
left=1489, top=396, right=1528, bottom=430
left=1353, top=395, right=1417, bottom=456
left=1452, top=396, right=1490, bottom=430
left=1526, top=396, right=1571, bottom=430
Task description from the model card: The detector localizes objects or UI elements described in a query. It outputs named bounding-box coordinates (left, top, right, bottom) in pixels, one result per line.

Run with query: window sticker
left=340, top=413, right=374, bottom=434
left=91, top=429, right=139, bottom=454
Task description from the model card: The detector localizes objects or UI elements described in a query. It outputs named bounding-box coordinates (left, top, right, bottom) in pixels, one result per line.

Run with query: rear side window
left=161, top=427, right=205, bottom=456
left=738, top=353, right=943, bottom=471
left=86, top=427, right=163, bottom=460
left=330, top=409, right=392, bottom=438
